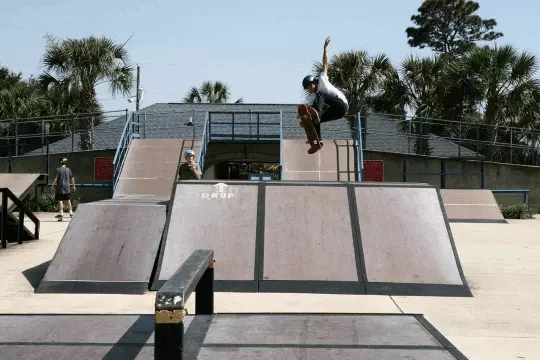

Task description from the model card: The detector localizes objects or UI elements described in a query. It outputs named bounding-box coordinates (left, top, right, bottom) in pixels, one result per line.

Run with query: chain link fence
left=0, top=110, right=128, bottom=156
left=2, top=108, right=538, bottom=167
left=364, top=112, right=540, bottom=165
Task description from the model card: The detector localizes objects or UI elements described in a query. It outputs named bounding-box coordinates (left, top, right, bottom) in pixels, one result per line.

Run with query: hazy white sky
left=2, top=0, right=536, bottom=113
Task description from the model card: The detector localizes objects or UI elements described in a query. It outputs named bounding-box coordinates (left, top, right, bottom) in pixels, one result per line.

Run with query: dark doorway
left=214, top=162, right=279, bottom=180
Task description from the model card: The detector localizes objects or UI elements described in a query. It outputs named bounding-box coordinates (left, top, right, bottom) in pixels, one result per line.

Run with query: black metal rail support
left=1, top=188, right=40, bottom=248
left=154, top=249, right=215, bottom=360
left=1, top=191, right=7, bottom=249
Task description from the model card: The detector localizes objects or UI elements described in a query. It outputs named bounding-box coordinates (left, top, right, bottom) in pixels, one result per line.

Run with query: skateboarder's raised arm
left=322, top=36, right=330, bottom=74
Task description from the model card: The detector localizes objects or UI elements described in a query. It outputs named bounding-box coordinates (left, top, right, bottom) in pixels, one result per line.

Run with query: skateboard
left=297, top=105, right=323, bottom=154
left=55, top=214, right=74, bottom=222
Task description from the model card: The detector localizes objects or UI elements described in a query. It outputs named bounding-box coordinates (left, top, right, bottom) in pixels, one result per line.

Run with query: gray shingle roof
left=26, top=103, right=479, bottom=158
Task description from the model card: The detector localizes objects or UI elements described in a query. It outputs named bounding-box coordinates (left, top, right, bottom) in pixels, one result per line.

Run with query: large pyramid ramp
left=440, top=189, right=506, bottom=223
left=281, top=140, right=357, bottom=181
left=151, top=181, right=260, bottom=291
left=113, top=139, right=185, bottom=201
left=152, top=181, right=471, bottom=297
left=36, top=200, right=166, bottom=294
left=352, top=184, right=470, bottom=296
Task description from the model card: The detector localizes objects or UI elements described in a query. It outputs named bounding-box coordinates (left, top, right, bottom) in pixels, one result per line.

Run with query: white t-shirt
left=307, top=73, right=348, bottom=106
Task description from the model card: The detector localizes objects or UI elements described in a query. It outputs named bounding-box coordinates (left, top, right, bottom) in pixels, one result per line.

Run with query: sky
left=2, top=0, right=539, bottom=113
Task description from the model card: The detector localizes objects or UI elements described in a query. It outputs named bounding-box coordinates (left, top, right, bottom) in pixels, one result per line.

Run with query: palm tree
left=39, top=34, right=135, bottom=149
left=390, top=55, right=454, bottom=155
left=183, top=81, right=243, bottom=103
left=312, top=50, right=397, bottom=116
left=458, top=45, right=540, bottom=162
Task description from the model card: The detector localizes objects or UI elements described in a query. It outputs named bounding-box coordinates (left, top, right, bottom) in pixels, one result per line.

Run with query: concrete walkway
left=1, top=212, right=539, bottom=360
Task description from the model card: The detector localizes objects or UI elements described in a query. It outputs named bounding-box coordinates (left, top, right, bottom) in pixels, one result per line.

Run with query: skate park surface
left=2, top=140, right=540, bottom=359
left=2, top=211, right=540, bottom=359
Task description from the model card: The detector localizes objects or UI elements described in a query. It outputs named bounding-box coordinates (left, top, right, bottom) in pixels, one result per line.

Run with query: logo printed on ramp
left=201, top=183, right=235, bottom=200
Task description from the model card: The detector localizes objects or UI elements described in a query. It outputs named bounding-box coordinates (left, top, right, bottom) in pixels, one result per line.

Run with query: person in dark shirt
left=51, top=157, right=76, bottom=220
left=177, top=149, right=203, bottom=180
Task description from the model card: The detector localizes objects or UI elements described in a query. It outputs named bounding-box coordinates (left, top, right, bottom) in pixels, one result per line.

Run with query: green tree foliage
left=39, top=34, right=135, bottom=150
left=183, top=80, right=243, bottom=104
left=406, top=0, right=503, bottom=55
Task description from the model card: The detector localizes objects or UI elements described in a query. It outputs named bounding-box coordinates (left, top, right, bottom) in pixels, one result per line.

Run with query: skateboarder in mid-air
left=298, top=36, right=349, bottom=154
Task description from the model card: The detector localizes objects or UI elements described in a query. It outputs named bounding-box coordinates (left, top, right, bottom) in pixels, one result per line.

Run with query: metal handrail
left=356, top=113, right=364, bottom=182
left=199, top=112, right=210, bottom=172
left=279, top=110, right=283, bottom=180
left=112, top=112, right=137, bottom=194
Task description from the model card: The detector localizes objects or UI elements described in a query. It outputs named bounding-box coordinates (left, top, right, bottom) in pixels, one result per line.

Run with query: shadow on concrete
left=22, top=260, right=51, bottom=289
left=102, top=315, right=154, bottom=360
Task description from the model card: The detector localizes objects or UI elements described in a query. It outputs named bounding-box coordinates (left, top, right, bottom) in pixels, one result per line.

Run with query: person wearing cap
left=51, top=157, right=76, bottom=220
left=300, top=36, right=349, bottom=143
left=177, top=149, right=203, bottom=180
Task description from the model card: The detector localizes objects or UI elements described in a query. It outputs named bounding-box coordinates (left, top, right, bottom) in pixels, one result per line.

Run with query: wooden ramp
left=440, top=189, right=506, bottom=223
left=113, top=139, right=187, bottom=201
left=152, top=180, right=471, bottom=297
left=36, top=199, right=166, bottom=294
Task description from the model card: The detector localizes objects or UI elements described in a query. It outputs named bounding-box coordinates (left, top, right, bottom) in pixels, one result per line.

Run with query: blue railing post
left=112, top=112, right=139, bottom=195
left=279, top=110, right=283, bottom=180
left=356, top=112, right=364, bottom=182
left=199, top=111, right=210, bottom=172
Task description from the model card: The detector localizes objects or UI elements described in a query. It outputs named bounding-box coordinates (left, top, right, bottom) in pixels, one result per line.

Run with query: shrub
left=500, top=203, right=533, bottom=219
left=22, top=192, right=81, bottom=213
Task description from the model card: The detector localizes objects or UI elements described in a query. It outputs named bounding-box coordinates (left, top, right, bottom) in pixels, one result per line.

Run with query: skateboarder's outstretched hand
left=324, top=36, right=331, bottom=48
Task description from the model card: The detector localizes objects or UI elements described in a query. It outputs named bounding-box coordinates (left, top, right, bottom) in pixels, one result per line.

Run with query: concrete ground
left=1, top=212, right=539, bottom=360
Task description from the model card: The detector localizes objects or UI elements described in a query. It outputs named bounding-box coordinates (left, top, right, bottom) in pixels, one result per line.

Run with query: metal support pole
left=355, top=113, right=364, bottom=181
left=136, top=64, right=140, bottom=111
left=15, top=119, right=19, bottom=156
left=71, top=117, right=75, bottom=151
left=1, top=191, right=7, bottom=249
left=195, top=261, right=215, bottom=314
left=154, top=312, right=184, bottom=359
left=46, top=139, right=50, bottom=184
left=480, top=160, right=485, bottom=189
left=41, top=119, right=45, bottom=154
left=440, top=159, right=446, bottom=189
left=192, top=109, right=195, bottom=140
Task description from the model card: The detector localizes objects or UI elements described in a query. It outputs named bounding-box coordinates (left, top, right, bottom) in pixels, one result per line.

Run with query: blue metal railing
left=207, top=111, right=281, bottom=141
left=199, top=112, right=210, bottom=172
left=112, top=112, right=139, bottom=194
left=279, top=110, right=284, bottom=180
left=356, top=112, right=364, bottom=181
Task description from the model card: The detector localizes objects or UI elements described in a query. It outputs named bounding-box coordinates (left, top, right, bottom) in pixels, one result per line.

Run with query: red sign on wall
left=94, top=157, right=113, bottom=181
left=363, top=160, right=384, bottom=182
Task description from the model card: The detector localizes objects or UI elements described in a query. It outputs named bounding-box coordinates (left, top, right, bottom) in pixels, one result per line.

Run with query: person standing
left=177, top=149, right=203, bottom=180
left=51, top=157, right=76, bottom=220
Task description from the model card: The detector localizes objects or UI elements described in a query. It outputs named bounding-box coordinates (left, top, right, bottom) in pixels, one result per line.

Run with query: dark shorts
left=313, top=93, right=349, bottom=122
left=55, top=193, right=71, bottom=201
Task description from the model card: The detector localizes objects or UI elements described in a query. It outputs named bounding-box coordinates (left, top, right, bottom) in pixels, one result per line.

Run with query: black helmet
left=302, top=75, right=315, bottom=89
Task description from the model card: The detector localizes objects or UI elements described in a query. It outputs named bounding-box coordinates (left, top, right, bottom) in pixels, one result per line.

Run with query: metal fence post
left=71, top=117, right=75, bottom=152
left=356, top=112, right=364, bottom=182
left=15, top=119, right=19, bottom=156
left=41, top=119, right=45, bottom=155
